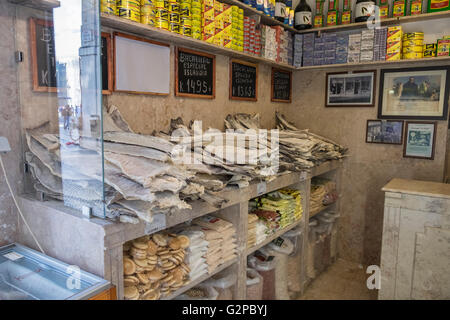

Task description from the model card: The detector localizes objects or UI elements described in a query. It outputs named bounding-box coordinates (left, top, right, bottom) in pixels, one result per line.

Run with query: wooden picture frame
left=175, top=47, right=216, bottom=99
left=113, top=32, right=170, bottom=95
left=229, top=59, right=258, bottom=101
left=378, top=66, right=450, bottom=120
left=29, top=18, right=57, bottom=92
left=271, top=68, right=292, bottom=103
left=366, top=120, right=404, bottom=145
left=325, top=70, right=376, bottom=107
left=101, top=32, right=113, bottom=95
left=403, top=121, right=437, bottom=160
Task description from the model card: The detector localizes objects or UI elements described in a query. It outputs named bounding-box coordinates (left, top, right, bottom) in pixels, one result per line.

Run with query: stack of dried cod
left=24, top=106, right=275, bottom=224
left=225, top=112, right=347, bottom=171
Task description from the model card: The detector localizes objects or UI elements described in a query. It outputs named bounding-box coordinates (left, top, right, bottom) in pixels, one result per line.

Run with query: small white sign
left=144, top=214, right=167, bottom=235
left=300, top=172, right=307, bottom=180
left=4, top=251, right=24, bottom=261
left=257, top=182, right=267, bottom=196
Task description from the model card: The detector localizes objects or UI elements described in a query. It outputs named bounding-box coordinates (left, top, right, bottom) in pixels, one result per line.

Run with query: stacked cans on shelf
left=117, top=0, right=141, bottom=22
left=202, top=0, right=215, bottom=42
left=214, top=1, right=224, bottom=46
left=313, top=34, right=324, bottom=66
left=360, top=29, right=375, bottom=62
left=402, top=32, right=424, bottom=60
left=302, top=33, right=315, bottom=67
left=192, top=0, right=202, bottom=39
left=141, top=0, right=155, bottom=26
left=261, top=25, right=277, bottom=61
left=335, top=33, right=349, bottom=64
left=232, top=6, right=244, bottom=51
left=293, top=34, right=303, bottom=68
left=154, top=0, right=169, bottom=30
left=179, top=0, right=193, bottom=37
left=374, top=27, right=388, bottom=61
left=386, top=26, right=403, bottom=61
left=323, top=33, right=337, bottom=65
left=244, top=17, right=260, bottom=55
left=348, top=32, right=362, bottom=63
left=101, top=0, right=117, bottom=14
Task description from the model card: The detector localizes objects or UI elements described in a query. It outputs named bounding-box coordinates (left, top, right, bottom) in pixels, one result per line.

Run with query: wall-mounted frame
left=229, top=59, right=258, bottom=101
left=30, top=18, right=59, bottom=92
left=326, top=70, right=376, bottom=107
left=366, top=120, right=404, bottom=145
left=403, top=121, right=437, bottom=160
left=175, top=47, right=215, bottom=99
left=378, top=66, right=449, bottom=120
left=101, top=32, right=113, bottom=95
left=271, top=68, right=292, bottom=103
left=113, top=32, right=170, bottom=95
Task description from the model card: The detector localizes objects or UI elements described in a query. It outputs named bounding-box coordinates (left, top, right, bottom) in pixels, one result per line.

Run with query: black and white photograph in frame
left=326, top=71, right=376, bottom=107
left=403, top=121, right=437, bottom=160
left=378, top=66, right=449, bottom=120
left=366, top=120, right=403, bottom=145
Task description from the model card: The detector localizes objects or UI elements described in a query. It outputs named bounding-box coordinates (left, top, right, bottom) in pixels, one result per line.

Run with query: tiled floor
left=298, top=258, right=379, bottom=300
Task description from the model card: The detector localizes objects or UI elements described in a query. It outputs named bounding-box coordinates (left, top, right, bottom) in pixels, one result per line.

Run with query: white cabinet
left=379, top=179, right=450, bottom=300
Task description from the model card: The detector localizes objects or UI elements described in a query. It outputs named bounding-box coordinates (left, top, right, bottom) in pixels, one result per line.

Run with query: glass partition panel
left=17, top=0, right=105, bottom=218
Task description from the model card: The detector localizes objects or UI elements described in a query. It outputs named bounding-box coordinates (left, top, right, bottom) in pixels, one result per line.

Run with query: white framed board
left=113, top=32, right=170, bottom=95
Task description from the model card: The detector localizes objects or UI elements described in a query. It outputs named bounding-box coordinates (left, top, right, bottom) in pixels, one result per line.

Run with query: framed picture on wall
left=366, top=120, right=403, bottom=145
left=325, top=71, right=376, bottom=107
left=378, top=66, right=450, bottom=120
left=403, top=121, right=437, bottom=160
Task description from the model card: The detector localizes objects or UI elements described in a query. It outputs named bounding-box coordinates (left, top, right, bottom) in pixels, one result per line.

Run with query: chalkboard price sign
left=271, top=68, right=292, bottom=103
left=230, top=60, right=258, bottom=101
left=30, top=18, right=58, bottom=92
left=176, top=47, right=215, bottom=98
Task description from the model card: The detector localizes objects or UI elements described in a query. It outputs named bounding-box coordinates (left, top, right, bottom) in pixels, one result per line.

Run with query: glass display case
left=0, top=243, right=110, bottom=299
left=11, top=0, right=106, bottom=217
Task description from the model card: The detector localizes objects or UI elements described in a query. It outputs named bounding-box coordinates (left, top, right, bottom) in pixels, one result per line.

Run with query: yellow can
left=403, top=32, right=424, bottom=40
left=402, top=39, right=423, bottom=47
left=101, top=0, right=117, bottom=15
left=192, top=26, right=202, bottom=39
left=117, top=0, right=141, bottom=22
left=168, top=3, right=180, bottom=12
left=402, top=46, right=423, bottom=53
left=155, top=18, right=169, bottom=29
left=140, top=0, right=153, bottom=5
left=169, top=22, right=180, bottom=33
left=180, top=16, right=192, bottom=25
left=403, top=52, right=423, bottom=59
left=154, top=8, right=169, bottom=20
left=181, top=25, right=192, bottom=36
left=180, top=3, right=191, bottom=16
left=169, top=12, right=180, bottom=23
left=154, top=0, right=169, bottom=9
left=141, top=14, right=155, bottom=25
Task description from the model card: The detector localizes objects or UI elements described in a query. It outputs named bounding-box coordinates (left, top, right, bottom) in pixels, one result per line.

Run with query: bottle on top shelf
left=327, top=0, right=339, bottom=26
left=341, top=0, right=352, bottom=24
left=393, top=0, right=406, bottom=17
left=409, top=0, right=423, bottom=15
left=294, top=0, right=313, bottom=29
left=275, top=0, right=287, bottom=22
left=379, top=0, right=390, bottom=19
left=314, top=0, right=324, bottom=28
left=355, top=0, right=377, bottom=22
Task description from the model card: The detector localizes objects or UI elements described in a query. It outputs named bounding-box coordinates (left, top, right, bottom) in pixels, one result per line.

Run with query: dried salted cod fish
left=191, top=173, right=226, bottom=192
left=180, top=182, right=205, bottom=196
left=119, top=214, right=140, bottom=224
left=26, top=133, right=61, bottom=178
left=116, top=199, right=154, bottom=223
left=107, top=104, right=133, bottom=132
left=104, top=152, right=172, bottom=187
left=25, top=152, right=62, bottom=194
left=103, top=131, right=174, bottom=154
left=80, top=137, right=169, bottom=162
left=275, top=111, right=298, bottom=131
left=199, top=191, right=228, bottom=208
left=104, top=164, right=157, bottom=202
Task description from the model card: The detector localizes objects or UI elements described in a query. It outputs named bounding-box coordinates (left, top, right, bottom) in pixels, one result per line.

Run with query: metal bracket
left=15, top=51, right=23, bottom=63
left=82, top=206, right=92, bottom=219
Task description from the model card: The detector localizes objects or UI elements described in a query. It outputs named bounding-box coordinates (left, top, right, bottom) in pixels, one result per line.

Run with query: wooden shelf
left=311, top=159, right=342, bottom=177
left=299, top=56, right=450, bottom=71
left=219, top=0, right=298, bottom=33
left=8, top=0, right=60, bottom=11
left=296, top=11, right=450, bottom=34
left=101, top=14, right=296, bottom=71
left=161, top=258, right=237, bottom=300
left=309, top=202, right=336, bottom=219
left=246, top=219, right=303, bottom=256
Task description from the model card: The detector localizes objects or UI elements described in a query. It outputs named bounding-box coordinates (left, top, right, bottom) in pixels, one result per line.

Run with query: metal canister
left=169, top=22, right=180, bottom=33
left=180, top=15, right=192, bottom=25
left=192, top=26, right=202, bottom=39
left=168, top=2, right=180, bottom=12
left=169, top=12, right=180, bottom=24
left=403, top=32, right=424, bottom=41
left=191, top=0, right=201, bottom=8
left=180, top=24, right=192, bottom=37
left=155, top=18, right=169, bottom=30
left=140, top=0, right=153, bottom=6
left=403, top=52, right=423, bottom=59
left=101, top=0, right=117, bottom=14
left=180, top=2, right=191, bottom=16
left=117, top=0, right=141, bottom=22
left=154, top=0, right=169, bottom=9
left=154, top=7, right=169, bottom=29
